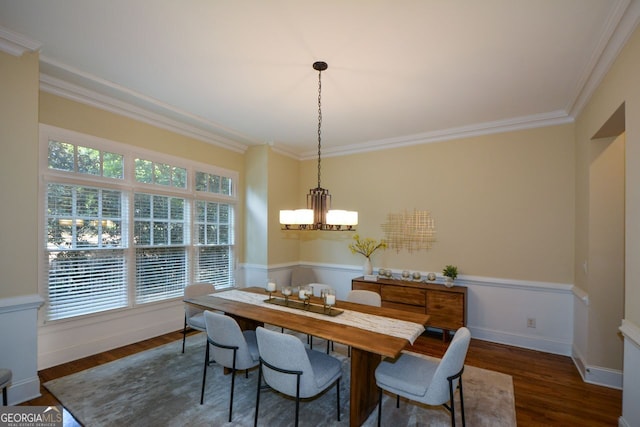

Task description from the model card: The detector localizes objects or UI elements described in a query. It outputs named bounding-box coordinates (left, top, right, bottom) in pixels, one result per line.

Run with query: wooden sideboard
left=352, top=276, right=467, bottom=339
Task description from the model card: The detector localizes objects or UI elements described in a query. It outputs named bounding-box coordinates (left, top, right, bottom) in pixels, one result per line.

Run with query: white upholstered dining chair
left=182, top=283, right=216, bottom=353
left=200, top=311, right=260, bottom=422
left=347, top=289, right=382, bottom=306
left=375, top=327, right=471, bottom=426
left=254, top=326, right=342, bottom=427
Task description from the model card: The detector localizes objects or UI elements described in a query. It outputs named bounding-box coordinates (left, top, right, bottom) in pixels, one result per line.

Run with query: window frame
left=39, top=124, right=238, bottom=324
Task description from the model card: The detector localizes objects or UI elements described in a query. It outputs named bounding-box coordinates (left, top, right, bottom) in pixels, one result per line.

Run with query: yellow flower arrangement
left=348, top=234, right=387, bottom=258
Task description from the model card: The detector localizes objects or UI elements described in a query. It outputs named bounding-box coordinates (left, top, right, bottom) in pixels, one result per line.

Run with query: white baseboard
left=582, top=364, right=623, bottom=389
left=4, top=375, right=42, bottom=405
left=572, top=336, right=624, bottom=390
left=470, top=325, right=572, bottom=356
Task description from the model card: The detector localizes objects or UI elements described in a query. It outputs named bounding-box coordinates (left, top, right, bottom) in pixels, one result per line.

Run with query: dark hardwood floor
left=24, top=330, right=621, bottom=426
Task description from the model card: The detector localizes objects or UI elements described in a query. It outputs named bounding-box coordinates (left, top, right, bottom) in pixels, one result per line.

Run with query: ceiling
left=0, top=0, right=637, bottom=158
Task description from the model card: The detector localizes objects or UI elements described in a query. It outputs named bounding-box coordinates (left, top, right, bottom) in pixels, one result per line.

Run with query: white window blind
left=45, top=182, right=127, bottom=320
left=135, top=247, right=187, bottom=303
left=41, top=127, right=238, bottom=322
left=194, top=200, right=235, bottom=288
left=47, top=250, right=127, bottom=320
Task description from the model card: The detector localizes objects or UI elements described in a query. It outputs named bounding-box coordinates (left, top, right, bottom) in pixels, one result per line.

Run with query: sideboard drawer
left=352, top=280, right=381, bottom=294
left=381, top=285, right=426, bottom=307
left=382, top=300, right=426, bottom=314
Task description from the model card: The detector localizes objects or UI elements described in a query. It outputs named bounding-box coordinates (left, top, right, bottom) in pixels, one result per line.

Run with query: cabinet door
left=426, top=290, right=465, bottom=330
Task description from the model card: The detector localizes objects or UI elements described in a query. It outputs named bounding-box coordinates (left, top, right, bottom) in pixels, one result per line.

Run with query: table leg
left=228, top=314, right=262, bottom=331
left=350, top=347, right=382, bottom=426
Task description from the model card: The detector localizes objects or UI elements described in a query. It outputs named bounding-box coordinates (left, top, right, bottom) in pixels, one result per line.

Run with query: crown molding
left=302, top=110, right=573, bottom=160
left=569, top=0, right=640, bottom=117
left=0, top=25, right=41, bottom=56
left=40, top=72, right=248, bottom=154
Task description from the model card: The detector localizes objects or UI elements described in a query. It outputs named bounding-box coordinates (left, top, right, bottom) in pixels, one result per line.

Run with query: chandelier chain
left=317, top=66, right=322, bottom=189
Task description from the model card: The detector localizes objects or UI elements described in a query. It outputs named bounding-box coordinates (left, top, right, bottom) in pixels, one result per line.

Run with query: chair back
left=290, top=266, right=317, bottom=288
left=256, top=327, right=318, bottom=398
left=184, top=283, right=215, bottom=319
left=425, top=327, right=471, bottom=404
left=204, top=311, right=255, bottom=369
left=347, top=290, right=382, bottom=307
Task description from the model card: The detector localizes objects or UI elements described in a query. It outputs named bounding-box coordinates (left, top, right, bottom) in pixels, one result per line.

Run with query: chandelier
left=279, top=61, right=358, bottom=231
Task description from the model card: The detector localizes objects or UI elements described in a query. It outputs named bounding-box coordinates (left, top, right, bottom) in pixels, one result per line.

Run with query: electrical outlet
left=527, top=318, right=536, bottom=328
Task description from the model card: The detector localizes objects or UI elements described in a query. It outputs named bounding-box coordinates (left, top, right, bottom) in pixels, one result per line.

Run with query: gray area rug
left=45, top=331, right=516, bottom=426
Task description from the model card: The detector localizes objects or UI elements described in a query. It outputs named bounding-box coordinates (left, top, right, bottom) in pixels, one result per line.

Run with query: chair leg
left=377, top=388, right=382, bottom=427
left=326, top=340, right=330, bottom=354
left=228, top=349, right=238, bottom=422
left=336, top=378, right=341, bottom=421
left=295, top=371, right=302, bottom=427
left=396, top=394, right=400, bottom=408
left=459, top=378, right=466, bottom=427
left=229, top=369, right=236, bottom=422
left=200, top=343, right=209, bottom=404
left=254, top=363, right=262, bottom=427
left=2, top=387, right=7, bottom=406
left=448, top=377, right=456, bottom=427
left=182, top=315, right=187, bottom=353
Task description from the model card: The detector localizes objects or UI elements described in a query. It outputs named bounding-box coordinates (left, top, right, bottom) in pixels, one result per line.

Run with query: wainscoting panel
left=620, top=319, right=640, bottom=427
left=241, top=263, right=575, bottom=356
left=0, top=294, right=44, bottom=404
left=38, top=300, right=183, bottom=370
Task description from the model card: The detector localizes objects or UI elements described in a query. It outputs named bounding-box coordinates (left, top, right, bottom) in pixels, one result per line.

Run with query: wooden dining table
left=185, top=286, right=430, bottom=426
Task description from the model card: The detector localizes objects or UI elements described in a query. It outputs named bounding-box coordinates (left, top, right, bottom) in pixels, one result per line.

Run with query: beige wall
left=588, top=134, right=625, bottom=369
left=298, top=125, right=575, bottom=284
left=245, top=145, right=268, bottom=265
left=575, top=23, right=640, bottom=328
left=574, top=23, right=640, bottom=379
left=268, top=149, right=302, bottom=265
left=244, top=146, right=302, bottom=266
left=0, top=50, right=40, bottom=298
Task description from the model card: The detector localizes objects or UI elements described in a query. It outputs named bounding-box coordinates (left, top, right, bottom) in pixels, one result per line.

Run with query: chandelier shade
left=279, top=61, right=358, bottom=231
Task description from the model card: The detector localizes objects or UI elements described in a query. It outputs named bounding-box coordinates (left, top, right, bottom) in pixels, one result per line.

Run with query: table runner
left=213, top=289, right=425, bottom=344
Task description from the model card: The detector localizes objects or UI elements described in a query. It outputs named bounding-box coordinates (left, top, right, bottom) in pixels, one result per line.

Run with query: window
left=41, top=126, right=237, bottom=322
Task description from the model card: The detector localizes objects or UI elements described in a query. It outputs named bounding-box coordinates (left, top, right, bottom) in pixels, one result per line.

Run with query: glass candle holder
left=299, top=285, right=312, bottom=308
left=266, top=281, right=277, bottom=299
left=323, top=288, right=336, bottom=313
left=281, top=286, right=292, bottom=305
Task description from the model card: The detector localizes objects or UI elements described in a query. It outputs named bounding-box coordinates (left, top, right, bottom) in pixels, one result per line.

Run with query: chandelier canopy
left=279, top=61, right=358, bottom=231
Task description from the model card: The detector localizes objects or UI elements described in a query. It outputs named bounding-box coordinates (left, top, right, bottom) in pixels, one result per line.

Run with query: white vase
left=363, top=257, right=373, bottom=275
left=445, top=277, right=454, bottom=288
